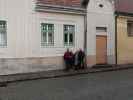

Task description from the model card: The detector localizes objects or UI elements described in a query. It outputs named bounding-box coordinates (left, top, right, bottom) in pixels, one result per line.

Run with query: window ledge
left=41, top=44, right=54, bottom=48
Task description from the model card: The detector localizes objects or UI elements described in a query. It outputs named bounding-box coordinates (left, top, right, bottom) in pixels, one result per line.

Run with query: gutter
left=115, top=14, right=118, bottom=65
left=83, top=0, right=89, bottom=67
left=84, top=12, right=87, bottom=67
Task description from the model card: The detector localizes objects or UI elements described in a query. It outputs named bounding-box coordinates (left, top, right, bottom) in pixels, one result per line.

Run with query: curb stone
left=0, top=65, right=133, bottom=86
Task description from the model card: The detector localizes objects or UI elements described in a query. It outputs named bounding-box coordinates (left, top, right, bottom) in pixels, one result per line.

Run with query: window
left=127, top=21, right=133, bottom=37
left=0, top=21, right=7, bottom=47
left=41, top=23, right=54, bottom=46
left=96, top=27, right=107, bottom=33
left=64, top=25, right=75, bottom=46
left=99, top=4, right=104, bottom=8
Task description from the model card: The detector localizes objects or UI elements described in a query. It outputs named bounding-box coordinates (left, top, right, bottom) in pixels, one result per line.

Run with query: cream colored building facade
left=115, top=0, right=133, bottom=64
left=117, top=16, right=133, bottom=64
left=0, top=0, right=116, bottom=74
left=0, top=0, right=85, bottom=71
left=86, top=0, right=115, bottom=66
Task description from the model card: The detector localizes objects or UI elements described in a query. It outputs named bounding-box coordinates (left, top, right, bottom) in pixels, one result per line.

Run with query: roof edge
left=35, top=3, right=87, bottom=15
left=115, top=11, right=133, bottom=17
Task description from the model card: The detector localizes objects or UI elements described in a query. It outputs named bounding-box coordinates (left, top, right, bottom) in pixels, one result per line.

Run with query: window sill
left=64, top=44, right=74, bottom=47
left=41, top=44, right=54, bottom=48
left=0, top=45, right=7, bottom=48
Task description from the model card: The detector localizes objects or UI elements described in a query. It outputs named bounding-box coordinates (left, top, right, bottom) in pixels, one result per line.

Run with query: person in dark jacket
left=74, top=50, right=79, bottom=70
left=78, top=49, right=85, bottom=69
left=64, top=49, right=73, bottom=71
left=69, top=50, right=74, bottom=68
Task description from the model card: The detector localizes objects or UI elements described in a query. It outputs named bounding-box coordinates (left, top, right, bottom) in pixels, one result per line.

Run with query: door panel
left=96, top=36, right=107, bottom=64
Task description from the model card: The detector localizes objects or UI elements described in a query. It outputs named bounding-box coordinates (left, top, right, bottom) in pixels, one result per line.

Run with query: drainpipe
left=83, top=0, right=89, bottom=67
left=84, top=12, right=87, bottom=67
left=115, top=14, right=118, bottom=65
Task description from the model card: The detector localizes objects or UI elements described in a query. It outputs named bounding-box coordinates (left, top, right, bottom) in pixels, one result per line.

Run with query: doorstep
left=0, top=64, right=133, bottom=86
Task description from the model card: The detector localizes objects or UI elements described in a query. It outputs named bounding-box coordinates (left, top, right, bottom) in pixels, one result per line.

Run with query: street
left=1, top=69, right=133, bottom=100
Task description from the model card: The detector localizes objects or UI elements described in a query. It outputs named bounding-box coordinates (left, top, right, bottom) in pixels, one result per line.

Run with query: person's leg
left=77, top=61, right=81, bottom=70
left=71, top=58, right=74, bottom=69
left=69, top=59, right=72, bottom=69
left=68, top=59, right=72, bottom=70
left=74, top=58, right=78, bottom=70
left=72, top=58, right=74, bottom=69
left=74, top=64, right=78, bottom=70
left=78, top=59, right=81, bottom=69
left=65, top=60, right=69, bottom=71
left=81, top=60, right=84, bottom=69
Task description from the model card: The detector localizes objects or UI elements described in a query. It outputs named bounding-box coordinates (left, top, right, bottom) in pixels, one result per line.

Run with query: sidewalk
left=0, top=64, right=133, bottom=86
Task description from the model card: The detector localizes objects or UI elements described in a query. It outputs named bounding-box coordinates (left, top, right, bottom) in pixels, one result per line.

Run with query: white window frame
left=64, top=25, right=75, bottom=46
left=41, top=23, right=54, bottom=47
left=127, top=21, right=133, bottom=37
left=0, top=20, right=7, bottom=48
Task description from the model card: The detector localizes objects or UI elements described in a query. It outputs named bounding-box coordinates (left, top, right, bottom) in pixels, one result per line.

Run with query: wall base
left=0, top=57, right=65, bottom=75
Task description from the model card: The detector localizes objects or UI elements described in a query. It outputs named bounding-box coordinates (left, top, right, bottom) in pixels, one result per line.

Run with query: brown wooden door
left=96, top=36, right=107, bottom=64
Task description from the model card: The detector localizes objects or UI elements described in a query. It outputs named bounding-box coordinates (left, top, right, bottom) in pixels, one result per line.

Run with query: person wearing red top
left=64, top=49, right=73, bottom=71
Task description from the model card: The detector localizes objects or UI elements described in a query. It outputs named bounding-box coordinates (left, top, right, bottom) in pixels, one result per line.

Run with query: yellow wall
left=117, top=16, right=133, bottom=64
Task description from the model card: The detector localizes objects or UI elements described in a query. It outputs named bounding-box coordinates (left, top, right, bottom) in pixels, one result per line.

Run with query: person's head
left=66, top=48, right=69, bottom=52
left=76, top=49, right=79, bottom=53
left=79, top=48, right=82, bottom=51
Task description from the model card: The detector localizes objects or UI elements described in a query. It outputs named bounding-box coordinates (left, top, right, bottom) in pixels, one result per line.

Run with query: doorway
left=96, top=36, right=107, bottom=64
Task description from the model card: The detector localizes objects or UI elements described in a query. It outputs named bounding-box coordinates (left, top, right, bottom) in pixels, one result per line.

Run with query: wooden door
left=96, top=36, right=107, bottom=64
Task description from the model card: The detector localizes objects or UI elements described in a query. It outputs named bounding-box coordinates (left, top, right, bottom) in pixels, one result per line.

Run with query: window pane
left=64, top=25, right=68, bottom=31
left=127, top=21, right=133, bottom=36
left=64, top=33, right=68, bottom=44
left=96, top=27, right=107, bottom=33
left=69, top=34, right=73, bottom=44
left=69, top=25, right=75, bottom=32
left=41, top=23, right=47, bottom=31
left=48, top=32, right=53, bottom=44
left=0, top=21, right=6, bottom=29
left=42, top=32, right=47, bottom=43
left=48, top=24, right=53, bottom=31
left=0, top=33, right=6, bottom=46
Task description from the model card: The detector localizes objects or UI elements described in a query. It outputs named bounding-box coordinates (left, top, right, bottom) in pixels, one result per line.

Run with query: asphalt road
left=1, top=69, right=133, bottom=100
